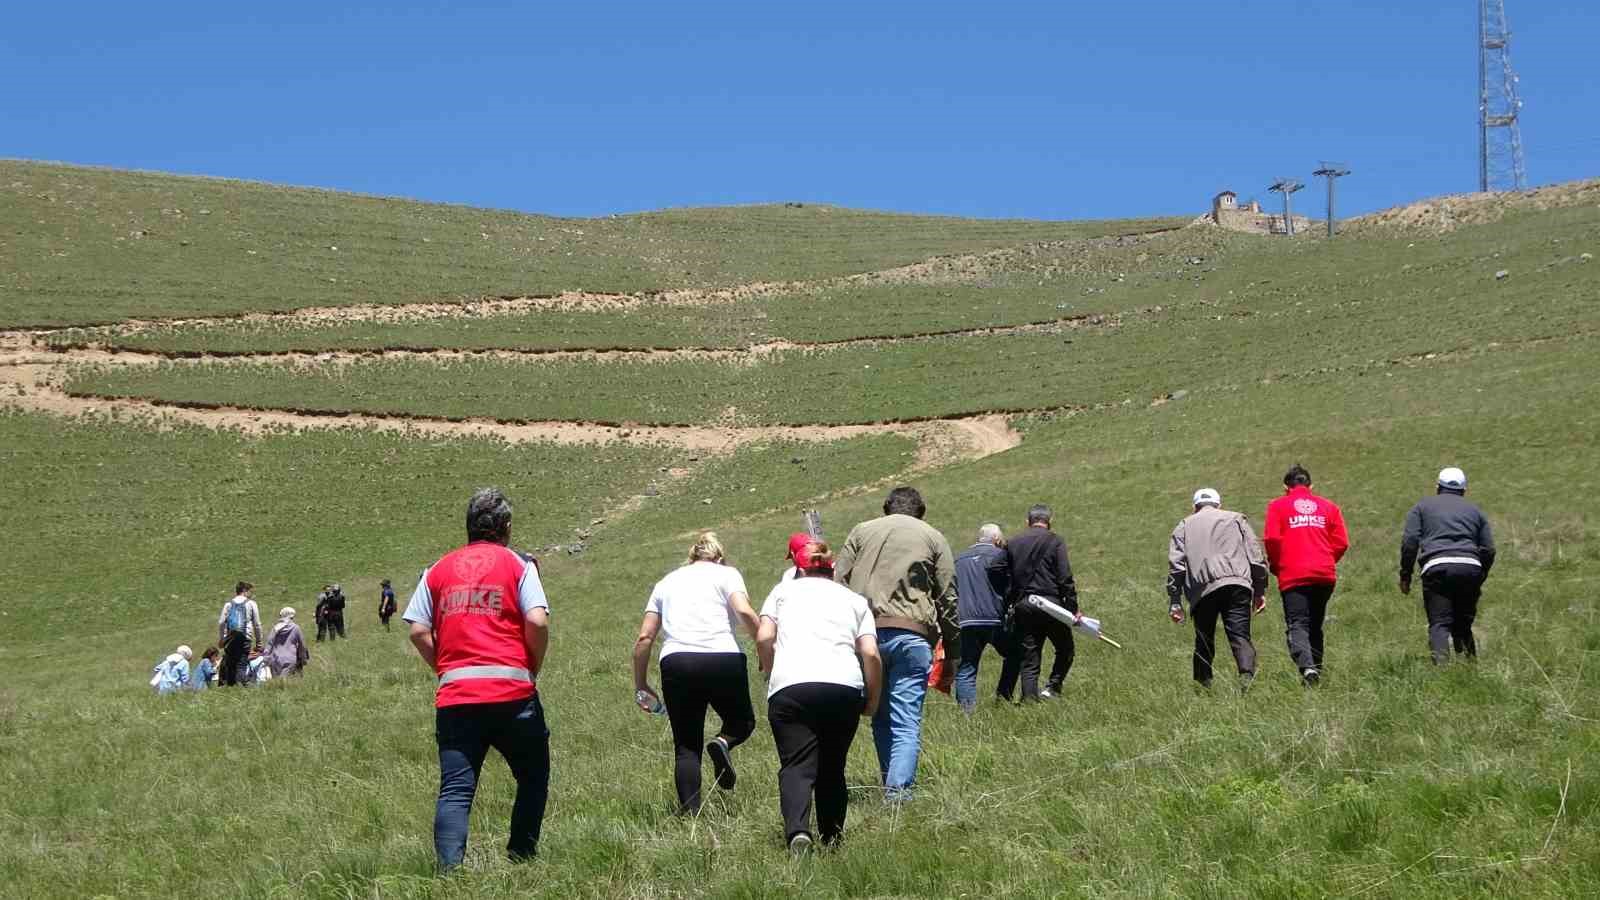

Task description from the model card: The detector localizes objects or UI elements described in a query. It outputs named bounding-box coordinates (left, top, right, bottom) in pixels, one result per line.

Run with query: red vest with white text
left=425, top=542, right=538, bottom=708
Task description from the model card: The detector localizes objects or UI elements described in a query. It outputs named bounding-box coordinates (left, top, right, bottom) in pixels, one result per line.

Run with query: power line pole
left=1313, top=162, right=1351, bottom=237
left=1479, top=0, right=1527, bottom=191
left=1268, top=178, right=1304, bottom=237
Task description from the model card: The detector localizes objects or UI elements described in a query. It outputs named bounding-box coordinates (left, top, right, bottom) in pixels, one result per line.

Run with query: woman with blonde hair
left=632, top=531, right=760, bottom=813
left=264, top=606, right=310, bottom=676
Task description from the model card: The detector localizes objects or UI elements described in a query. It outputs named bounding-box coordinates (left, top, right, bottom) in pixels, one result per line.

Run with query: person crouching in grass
left=757, top=539, right=883, bottom=854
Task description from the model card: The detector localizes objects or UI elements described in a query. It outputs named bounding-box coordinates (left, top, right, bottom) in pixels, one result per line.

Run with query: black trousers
left=1191, top=585, right=1255, bottom=684
left=1281, top=582, right=1335, bottom=672
left=325, top=612, right=345, bottom=639
left=1014, top=602, right=1074, bottom=700
left=769, top=682, right=862, bottom=844
left=1422, top=563, right=1484, bottom=663
left=659, top=652, right=756, bottom=813
left=220, top=632, right=250, bottom=686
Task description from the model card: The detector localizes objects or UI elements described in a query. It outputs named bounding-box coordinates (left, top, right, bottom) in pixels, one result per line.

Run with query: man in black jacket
left=1400, top=467, right=1496, bottom=663
left=990, top=504, right=1080, bottom=702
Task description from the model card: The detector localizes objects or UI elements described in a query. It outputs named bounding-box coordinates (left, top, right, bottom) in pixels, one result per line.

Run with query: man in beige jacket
left=835, top=486, right=959, bottom=801
left=1167, top=488, right=1268, bottom=688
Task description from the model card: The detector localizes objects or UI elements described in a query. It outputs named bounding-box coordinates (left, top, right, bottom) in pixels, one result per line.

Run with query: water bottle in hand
left=636, top=689, right=666, bottom=716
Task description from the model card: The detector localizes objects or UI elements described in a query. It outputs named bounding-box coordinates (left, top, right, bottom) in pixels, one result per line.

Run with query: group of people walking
left=1155, top=464, right=1495, bottom=690
left=151, top=579, right=401, bottom=693
left=393, top=466, right=1495, bottom=868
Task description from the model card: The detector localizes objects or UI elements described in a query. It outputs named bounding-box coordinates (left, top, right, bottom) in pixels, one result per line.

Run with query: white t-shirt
left=759, top=576, right=875, bottom=698
left=645, top=561, right=749, bottom=658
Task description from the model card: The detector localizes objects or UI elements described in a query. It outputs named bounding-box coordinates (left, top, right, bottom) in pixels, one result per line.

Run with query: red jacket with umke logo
left=1264, top=486, right=1349, bottom=590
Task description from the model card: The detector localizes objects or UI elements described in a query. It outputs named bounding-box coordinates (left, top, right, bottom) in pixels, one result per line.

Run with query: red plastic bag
left=927, top=641, right=953, bottom=694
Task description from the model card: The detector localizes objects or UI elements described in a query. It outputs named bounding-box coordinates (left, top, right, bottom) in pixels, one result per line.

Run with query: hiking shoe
left=1302, top=667, right=1321, bottom=687
left=1039, top=687, right=1059, bottom=699
left=707, top=737, right=736, bottom=790
left=788, top=832, right=814, bottom=856
left=1239, top=672, right=1255, bottom=694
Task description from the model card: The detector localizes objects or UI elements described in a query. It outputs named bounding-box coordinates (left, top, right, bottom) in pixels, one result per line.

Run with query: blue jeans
left=954, top=624, right=1020, bottom=711
left=871, top=629, right=933, bottom=799
left=434, top=694, right=550, bottom=868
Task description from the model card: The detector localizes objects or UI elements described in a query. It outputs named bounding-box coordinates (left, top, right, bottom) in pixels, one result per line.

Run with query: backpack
left=225, top=600, right=250, bottom=635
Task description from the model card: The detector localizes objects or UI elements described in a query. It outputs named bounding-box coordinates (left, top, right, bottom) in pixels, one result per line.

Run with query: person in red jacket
left=1264, top=465, right=1349, bottom=685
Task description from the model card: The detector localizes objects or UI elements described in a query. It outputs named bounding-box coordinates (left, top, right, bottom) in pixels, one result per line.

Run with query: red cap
left=786, top=532, right=813, bottom=564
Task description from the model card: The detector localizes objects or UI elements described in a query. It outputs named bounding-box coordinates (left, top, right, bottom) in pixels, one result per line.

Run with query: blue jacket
left=954, top=542, right=1006, bottom=627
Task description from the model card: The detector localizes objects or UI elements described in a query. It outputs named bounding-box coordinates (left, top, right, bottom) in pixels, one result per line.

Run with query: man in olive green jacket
left=834, top=486, right=959, bottom=800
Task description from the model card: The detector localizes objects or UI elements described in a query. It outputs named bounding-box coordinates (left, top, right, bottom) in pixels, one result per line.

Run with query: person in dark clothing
left=990, top=504, right=1080, bottom=702
left=324, top=584, right=347, bottom=639
left=379, top=579, right=397, bottom=631
left=1400, top=467, right=1496, bottom=663
left=315, top=586, right=331, bottom=642
left=952, top=524, right=1019, bottom=711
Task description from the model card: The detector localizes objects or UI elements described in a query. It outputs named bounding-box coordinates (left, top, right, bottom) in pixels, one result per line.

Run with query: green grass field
left=1, top=160, right=1181, bottom=327
left=2, top=164, right=1598, bottom=899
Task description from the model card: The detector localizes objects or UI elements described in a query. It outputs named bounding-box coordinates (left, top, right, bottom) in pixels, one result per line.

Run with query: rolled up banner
left=1025, top=595, right=1123, bottom=649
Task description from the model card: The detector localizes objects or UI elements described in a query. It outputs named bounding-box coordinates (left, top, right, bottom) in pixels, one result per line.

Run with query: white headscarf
left=176, top=645, right=193, bottom=661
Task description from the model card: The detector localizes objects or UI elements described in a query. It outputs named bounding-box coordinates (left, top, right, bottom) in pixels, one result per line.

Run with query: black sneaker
left=707, top=736, right=736, bottom=790
left=788, top=832, right=813, bottom=856
left=1302, top=667, right=1321, bottom=686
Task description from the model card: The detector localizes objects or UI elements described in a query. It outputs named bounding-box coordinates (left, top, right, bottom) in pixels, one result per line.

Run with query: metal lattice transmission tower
left=1479, top=0, right=1527, bottom=192
left=1313, top=163, right=1351, bottom=237
left=1268, top=178, right=1304, bottom=237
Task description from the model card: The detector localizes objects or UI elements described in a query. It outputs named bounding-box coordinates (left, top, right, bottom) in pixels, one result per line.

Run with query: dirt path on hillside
left=25, top=312, right=1112, bottom=366
left=33, top=230, right=1168, bottom=336
left=0, top=353, right=1023, bottom=468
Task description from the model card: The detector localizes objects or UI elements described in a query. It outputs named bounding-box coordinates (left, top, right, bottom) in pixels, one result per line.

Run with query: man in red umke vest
left=404, top=487, right=551, bottom=868
left=1263, top=464, right=1349, bottom=686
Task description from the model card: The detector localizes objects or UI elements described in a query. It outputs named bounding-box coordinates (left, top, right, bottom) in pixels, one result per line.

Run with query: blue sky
left=3, top=1, right=1595, bottom=220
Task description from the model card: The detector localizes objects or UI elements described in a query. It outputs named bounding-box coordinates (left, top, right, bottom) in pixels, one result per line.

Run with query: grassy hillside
left=65, top=206, right=1600, bottom=426
left=0, top=160, right=1180, bottom=327
left=2, top=165, right=1598, bottom=898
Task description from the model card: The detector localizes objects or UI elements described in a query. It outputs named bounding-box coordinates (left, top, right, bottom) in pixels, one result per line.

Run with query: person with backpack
left=1263, top=464, right=1349, bottom=685
left=757, top=539, right=882, bottom=854
left=379, top=580, right=398, bottom=631
left=265, top=607, right=311, bottom=676
left=217, top=583, right=262, bottom=687
left=630, top=531, right=761, bottom=815
left=1167, top=489, right=1269, bottom=689
left=404, top=487, right=553, bottom=869
left=1400, top=467, right=1496, bottom=663
left=150, top=645, right=192, bottom=694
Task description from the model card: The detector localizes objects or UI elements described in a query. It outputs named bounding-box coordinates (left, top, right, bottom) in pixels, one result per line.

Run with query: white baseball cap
left=1193, top=488, right=1222, bottom=507
left=1437, top=467, right=1467, bottom=490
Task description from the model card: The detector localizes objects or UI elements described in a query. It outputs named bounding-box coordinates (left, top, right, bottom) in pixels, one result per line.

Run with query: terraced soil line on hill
left=0, top=355, right=1024, bottom=469
left=26, top=313, right=1114, bottom=366
left=30, top=231, right=1171, bottom=335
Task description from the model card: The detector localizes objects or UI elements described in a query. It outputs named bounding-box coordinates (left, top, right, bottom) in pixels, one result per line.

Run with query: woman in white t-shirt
left=632, top=531, right=761, bottom=814
left=756, top=539, right=883, bottom=853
